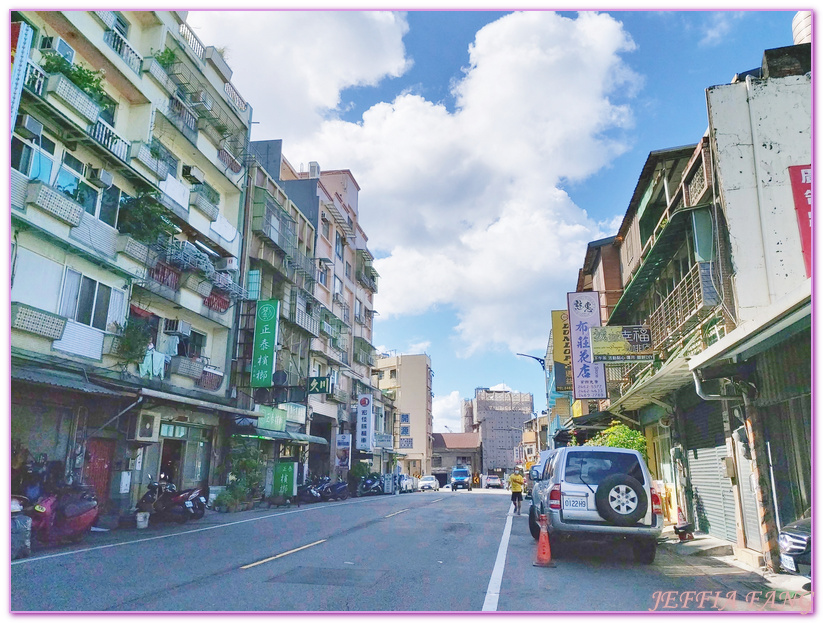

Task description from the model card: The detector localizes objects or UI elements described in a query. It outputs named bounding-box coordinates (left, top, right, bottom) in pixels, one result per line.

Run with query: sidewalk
left=657, top=526, right=811, bottom=596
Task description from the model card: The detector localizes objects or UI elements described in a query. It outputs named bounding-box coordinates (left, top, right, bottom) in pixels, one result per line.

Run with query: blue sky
left=188, top=9, right=799, bottom=432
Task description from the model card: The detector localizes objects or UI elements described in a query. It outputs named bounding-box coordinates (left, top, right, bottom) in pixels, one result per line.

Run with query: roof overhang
left=140, top=387, right=259, bottom=418
left=12, top=367, right=137, bottom=397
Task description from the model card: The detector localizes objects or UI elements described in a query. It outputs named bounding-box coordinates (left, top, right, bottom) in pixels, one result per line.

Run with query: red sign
left=788, top=165, right=812, bottom=277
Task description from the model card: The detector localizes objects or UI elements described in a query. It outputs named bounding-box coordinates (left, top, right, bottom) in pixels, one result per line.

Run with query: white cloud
left=698, top=12, right=746, bottom=47
left=488, top=383, right=513, bottom=392
left=191, top=10, right=639, bottom=357
left=406, top=341, right=431, bottom=354
left=432, top=391, right=463, bottom=433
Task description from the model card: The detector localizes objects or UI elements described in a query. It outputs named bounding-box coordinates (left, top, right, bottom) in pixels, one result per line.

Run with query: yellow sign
left=590, top=325, right=654, bottom=362
left=551, top=310, right=573, bottom=392
left=572, top=400, right=584, bottom=419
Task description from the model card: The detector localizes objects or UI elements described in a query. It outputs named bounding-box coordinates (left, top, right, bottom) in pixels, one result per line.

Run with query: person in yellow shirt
left=508, top=468, right=525, bottom=515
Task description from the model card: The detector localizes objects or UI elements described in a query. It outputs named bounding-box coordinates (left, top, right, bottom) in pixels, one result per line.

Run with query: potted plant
left=154, top=47, right=177, bottom=70
left=110, top=317, right=152, bottom=364
left=40, top=51, right=108, bottom=106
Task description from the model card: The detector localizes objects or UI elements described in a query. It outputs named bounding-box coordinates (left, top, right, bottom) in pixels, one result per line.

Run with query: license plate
left=199, top=496, right=206, bottom=503
left=563, top=497, right=587, bottom=509
left=781, top=553, right=796, bottom=572
left=184, top=501, right=193, bottom=508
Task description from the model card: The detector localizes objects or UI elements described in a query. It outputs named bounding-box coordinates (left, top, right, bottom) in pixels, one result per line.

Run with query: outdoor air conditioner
left=182, top=165, right=205, bottom=184
left=164, top=318, right=192, bottom=337
left=16, top=114, right=43, bottom=140
left=128, top=412, right=161, bottom=443
left=321, top=211, right=328, bottom=220
left=87, top=168, right=113, bottom=189
left=213, top=256, right=239, bottom=272
left=40, top=36, right=75, bottom=63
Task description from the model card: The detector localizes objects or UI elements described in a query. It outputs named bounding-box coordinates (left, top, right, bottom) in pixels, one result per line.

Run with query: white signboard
left=356, top=394, right=374, bottom=451
left=567, top=291, right=608, bottom=400
left=335, top=434, right=351, bottom=469
left=374, top=433, right=393, bottom=449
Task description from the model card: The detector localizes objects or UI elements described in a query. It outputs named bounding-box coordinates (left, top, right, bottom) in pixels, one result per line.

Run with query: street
left=10, top=489, right=810, bottom=613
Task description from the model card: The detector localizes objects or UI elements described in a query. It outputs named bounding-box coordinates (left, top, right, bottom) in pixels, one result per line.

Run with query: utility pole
left=516, top=353, right=550, bottom=452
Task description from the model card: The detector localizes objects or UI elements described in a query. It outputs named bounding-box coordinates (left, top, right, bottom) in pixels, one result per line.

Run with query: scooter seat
left=62, top=500, right=97, bottom=518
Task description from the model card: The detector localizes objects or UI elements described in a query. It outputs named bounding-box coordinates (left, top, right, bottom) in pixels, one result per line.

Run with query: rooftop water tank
left=792, top=11, right=811, bottom=45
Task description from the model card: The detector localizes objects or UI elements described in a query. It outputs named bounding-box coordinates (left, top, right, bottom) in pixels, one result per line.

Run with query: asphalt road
left=10, top=488, right=811, bottom=613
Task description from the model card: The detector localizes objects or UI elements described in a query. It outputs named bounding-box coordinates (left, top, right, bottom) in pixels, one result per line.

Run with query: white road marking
left=240, top=539, right=326, bottom=569
left=482, top=513, right=514, bottom=611
left=384, top=509, right=409, bottom=518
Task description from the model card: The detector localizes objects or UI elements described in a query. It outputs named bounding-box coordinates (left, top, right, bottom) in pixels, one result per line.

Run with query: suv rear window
left=452, top=469, right=469, bottom=477
left=563, top=451, right=644, bottom=486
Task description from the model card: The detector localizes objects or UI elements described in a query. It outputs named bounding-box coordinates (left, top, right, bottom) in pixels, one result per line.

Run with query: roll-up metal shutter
left=684, top=401, right=737, bottom=543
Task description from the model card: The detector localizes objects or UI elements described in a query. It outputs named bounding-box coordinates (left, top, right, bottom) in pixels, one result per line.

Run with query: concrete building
left=431, top=433, right=481, bottom=486
left=10, top=10, right=253, bottom=519
left=375, top=353, right=433, bottom=477
left=464, top=388, right=533, bottom=476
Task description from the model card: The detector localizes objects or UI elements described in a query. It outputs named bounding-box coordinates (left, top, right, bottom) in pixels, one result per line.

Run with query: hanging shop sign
left=788, top=165, right=812, bottom=277
left=590, top=325, right=654, bottom=362
left=551, top=310, right=573, bottom=392
left=257, top=404, right=287, bottom=432
left=335, top=434, right=351, bottom=469
left=374, top=433, right=393, bottom=449
left=307, top=376, right=331, bottom=394
left=567, top=291, right=607, bottom=400
left=273, top=462, right=296, bottom=497
left=356, top=394, right=374, bottom=451
left=250, top=299, right=280, bottom=388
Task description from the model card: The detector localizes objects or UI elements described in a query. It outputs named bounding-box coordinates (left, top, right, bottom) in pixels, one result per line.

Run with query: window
left=113, top=12, right=129, bottom=37
left=335, top=232, right=344, bottom=259
left=11, top=133, right=54, bottom=184
left=321, top=219, right=330, bottom=240
left=152, top=139, right=178, bottom=179
left=333, top=276, right=343, bottom=296
left=178, top=329, right=206, bottom=359
left=457, top=457, right=471, bottom=465
left=432, top=456, right=442, bottom=467
left=99, top=94, right=117, bottom=127
left=390, top=369, right=397, bottom=380
left=345, top=262, right=352, bottom=279
left=59, top=268, right=126, bottom=331
left=54, top=154, right=99, bottom=215
left=354, top=298, right=362, bottom=319
left=400, top=426, right=410, bottom=436
left=318, top=268, right=328, bottom=288
left=563, top=451, right=645, bottom=486
left=377, top=370, right=384, bottom=380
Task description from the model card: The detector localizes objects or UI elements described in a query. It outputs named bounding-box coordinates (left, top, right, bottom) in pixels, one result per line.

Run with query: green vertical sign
left=250, top=299, right=280, bottom=387
left=273, top=462, right=296, bottom=497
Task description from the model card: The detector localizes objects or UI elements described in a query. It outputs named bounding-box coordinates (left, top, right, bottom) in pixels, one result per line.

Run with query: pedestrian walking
left=508, top=467, right=525, bottom=515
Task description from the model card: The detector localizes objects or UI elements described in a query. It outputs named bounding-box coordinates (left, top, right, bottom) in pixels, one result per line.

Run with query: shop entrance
left=83, top=438, right=115, bottom=506
left=159, top=438, right=184, bottom=487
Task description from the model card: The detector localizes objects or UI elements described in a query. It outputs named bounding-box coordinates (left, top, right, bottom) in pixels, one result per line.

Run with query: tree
left=584, top=423, right=648, bottom=463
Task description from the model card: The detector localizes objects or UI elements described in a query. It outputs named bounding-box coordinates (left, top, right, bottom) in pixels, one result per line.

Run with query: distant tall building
left=375, top=353, right=433, bottom=476
left=465, top=389, right=533, bottom=474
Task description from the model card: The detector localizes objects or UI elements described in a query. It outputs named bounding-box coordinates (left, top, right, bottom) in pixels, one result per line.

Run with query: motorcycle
left=317, top=477, right=349, bottom=501
left=175, top=485, right=209, bottom=520
left=296, top=479, right=323, bottom=504
left=17, top=484, right=99, bottom=544
left=137, top=476, right=192, bottom=524
left=356, top=472, right=384, bottom=497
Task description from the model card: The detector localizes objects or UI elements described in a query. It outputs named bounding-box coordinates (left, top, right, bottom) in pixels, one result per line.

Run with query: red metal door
left=83, top=438, right=116, bottom=504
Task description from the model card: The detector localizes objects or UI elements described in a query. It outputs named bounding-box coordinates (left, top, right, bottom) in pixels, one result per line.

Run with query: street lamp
left=516, top=353, right=550, bottom=452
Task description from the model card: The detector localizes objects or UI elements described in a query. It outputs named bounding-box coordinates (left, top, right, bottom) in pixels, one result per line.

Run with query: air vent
left=163, top=318, right=192, bottom=337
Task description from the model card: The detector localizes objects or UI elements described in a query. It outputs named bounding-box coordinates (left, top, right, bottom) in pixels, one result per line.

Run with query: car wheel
left=594, top=474, right=648, bottom=526
left=528, top=505, right=541, bottom=540
left=633, top=538, right=657, bottom=564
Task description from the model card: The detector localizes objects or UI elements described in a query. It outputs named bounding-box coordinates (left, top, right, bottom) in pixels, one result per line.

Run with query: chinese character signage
left=273, top=461, right=296, bottom=497
left=335, top=434, right=351, bottom=469
left=374, top=433, right=393, bottom=449
left=356, top=394, right=374, bottom=451
left=590, top=325, right=654, bottom=362
left=788, top=165, right=812, bottom=278
left=551, top=310, right=573, bottom=392
left=250, top=299, right=280, bottom=388
left=567, top=292, right=607, bottom=400
left=307, top=376, right=330, bottom=394
left=257, top=404, right=287, bottom=432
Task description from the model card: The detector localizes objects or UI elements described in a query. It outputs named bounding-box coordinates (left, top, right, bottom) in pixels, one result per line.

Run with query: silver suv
left=529, top=446, right=662, bottom=564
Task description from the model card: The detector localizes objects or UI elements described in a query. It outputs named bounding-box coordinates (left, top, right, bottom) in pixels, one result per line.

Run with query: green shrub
left=40, top=51, right=108, bottom=105
left=117, top=192, right=176, bottom=245
left=583, top=423, right=648, bottom=462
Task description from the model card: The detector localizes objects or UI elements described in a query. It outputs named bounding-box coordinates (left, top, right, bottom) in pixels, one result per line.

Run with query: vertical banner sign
left=335, top=434, right=351, bottom=469
left=356, top=394, right=374, bottom=451
left=551, top=310, right=573, bottom=392
left=250, top=299, right=280, bottom=388
left=567, top=292, right=607, bottom=400
left=788, top=165, right=812, bottom=278
left=11, top=21, right=34, bottom=127
left=273, top=462, right=296, bottom=497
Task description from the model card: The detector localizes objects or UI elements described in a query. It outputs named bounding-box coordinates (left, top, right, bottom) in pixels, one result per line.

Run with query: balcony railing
left=218, top=147, right=243, bottom=174
left=203, top=291, right=231, bottom=313
left=148, top=261, right=181, bottom=291
left=88, top=119, right=129, bottom=161
left=26, top=181, right=84, bottom=226
left=103, top=28, right=142, bottom=74
left=24, top=61, right=46, bottom=96
left=224, top=81, right=247, bottom=112
left=189, top=188, right=219, bottom=221
left=647, top=261, right=720, bottom=347
left=46, top=73, right=101, bottom=124
left=142, top=57, right=176, bottom=95
left=289, top=307, right=320, bottom=336
left=179, top=22, right=206, bottom=60
left=166, top=94, right=198, bottom=144
left=356, top=270, right=378, bottom=292
left=170, top=355, right=205, bottom=379
left=11, top=302, right=67, bottom=340
left=252, top=203, right=296, bottom=256
left=129, top=141, right=170, bottom=180
left=196, top=366, right=224, bottom=391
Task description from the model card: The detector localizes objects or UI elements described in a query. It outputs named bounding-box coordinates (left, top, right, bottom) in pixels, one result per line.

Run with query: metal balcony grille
left=88, top=119, right=129, bottom=161
left=103, top=28, right=142, bottom=74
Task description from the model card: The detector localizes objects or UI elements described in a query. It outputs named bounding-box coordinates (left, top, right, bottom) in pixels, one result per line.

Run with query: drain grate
left=268, top=566, right=388, bottom=587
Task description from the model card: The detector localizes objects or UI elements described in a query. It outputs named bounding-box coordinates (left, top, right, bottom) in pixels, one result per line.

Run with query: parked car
left=485, top=475, right=503, bottom=489
left=398, top=475, right=417, bottom=493
left=778, top=511, right=811, bottom=578
left=527, top=450, right=557, bottom=496
left=450, top=466, right=472, bottom=491
left=418, top=475, right=440, bottom=491
left=529, top=446, right=663, bottom=564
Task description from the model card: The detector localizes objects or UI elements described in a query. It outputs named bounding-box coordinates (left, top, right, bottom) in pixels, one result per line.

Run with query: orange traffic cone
left=533, top=514, right=555, bottom=567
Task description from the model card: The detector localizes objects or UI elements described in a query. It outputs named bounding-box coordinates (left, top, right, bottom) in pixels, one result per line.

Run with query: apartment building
left=375, top=354, right=433, bottom=476
left=464, top=388, right=533, bottom=476
left=10, top=10, right=253, bottom=517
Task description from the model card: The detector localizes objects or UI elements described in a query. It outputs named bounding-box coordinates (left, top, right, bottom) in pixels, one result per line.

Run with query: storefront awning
left=140, top=387, right=259, bottom=419
left=235, top=426, right=328, bottom=445
left=12, top=367, right=136, bottom=397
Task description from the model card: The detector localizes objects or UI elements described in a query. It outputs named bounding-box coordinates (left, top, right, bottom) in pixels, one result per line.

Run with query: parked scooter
left=296, top=479, right=323, bottom=504
left=17, top=484, right=99, bottom=544
left=356, top=472, right=384, bottom=497
left=174, top=485, right=209, bottom=520
left=138, top=476, right=191, bottom=524
left=317, top=477, right=349, bottom=501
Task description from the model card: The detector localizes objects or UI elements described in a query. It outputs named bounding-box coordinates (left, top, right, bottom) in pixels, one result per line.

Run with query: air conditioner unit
left=16, top=114, right=43, bottom=140
left=40, top=36, right=76, bottom=64
left=182, top=165, right=205, bottom=184
left=213, top=256, right=239, bottom=272
left=87, top=168, right=113, bottom=189
left=308, top=161, right=321, bottom=178
left=128, top=412, right=161, bottom=443
left=321, top=211, right=328, bottom=220
left=164, top=318, right=192, bottom=337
